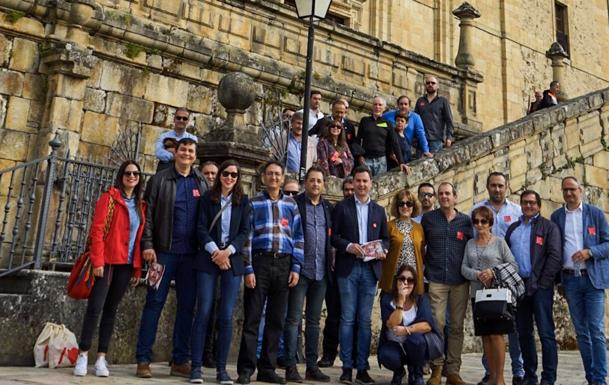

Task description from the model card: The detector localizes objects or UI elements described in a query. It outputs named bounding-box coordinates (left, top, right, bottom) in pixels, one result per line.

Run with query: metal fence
left=0, top=136, right=151, bottom=277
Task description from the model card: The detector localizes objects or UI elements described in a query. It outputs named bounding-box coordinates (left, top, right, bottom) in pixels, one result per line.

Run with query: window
left=555, top=2, right=570, bottom=56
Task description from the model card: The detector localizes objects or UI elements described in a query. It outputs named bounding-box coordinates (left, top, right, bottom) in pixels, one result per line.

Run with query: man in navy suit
left=551, top=176, right=609, bottom=385
left=332, top=165, right=389, bottom=385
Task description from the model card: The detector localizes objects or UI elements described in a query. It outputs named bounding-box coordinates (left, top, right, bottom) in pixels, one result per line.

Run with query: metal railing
left=0, top=136, right=151, bottom=277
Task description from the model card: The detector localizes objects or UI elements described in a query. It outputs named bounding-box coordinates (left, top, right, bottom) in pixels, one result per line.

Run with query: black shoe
left=258, top=370, right=287, bottom=384
left=305, top=367, right=330, bottom=382
left=512, top=377, right=525, bottom=385
left=391, top=369, right=405, bottom=385
left=277, top=357, right=287, bottom=370
left=285, top=366, right=303, bottom=383
left=355, top=370, right=375, bottom=385
left=477, top=374, right=490, bottom=385
left=340, top=368, right=353, bottom=385
left=237, top=372, right=251, bottom=384
left=318, top=356, right=335, bottom=368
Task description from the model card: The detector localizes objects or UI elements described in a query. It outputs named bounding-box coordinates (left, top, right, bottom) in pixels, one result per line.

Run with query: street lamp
left=295, top=0, right=332, bottom=184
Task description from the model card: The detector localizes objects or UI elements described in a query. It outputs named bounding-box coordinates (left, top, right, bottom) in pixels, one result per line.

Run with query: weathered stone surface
left=22, top=73, right=44, bottom=101
left=187, top=84, right=213, bottom=114
left=0, top=70, right=24, bottom=96
left=105, top=93, right=154, bottom=123
left=144, top=73, right=188, bottom=106
left=84, top=87, right=106, bottom=112
left=4, top=96, right=32, bottom=133
left=81, top=111, right=120, bottom=146
left=8, top=38, right=39, bottom=73
left=0, top=128, right=30, bottom=161
left=99, top=61, right=146, bottom=97
left=0, top=33, right=11, bottom=67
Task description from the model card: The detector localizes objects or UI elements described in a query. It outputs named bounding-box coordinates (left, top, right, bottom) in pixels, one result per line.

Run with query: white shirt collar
left=565, top=201, right=583, bottom=213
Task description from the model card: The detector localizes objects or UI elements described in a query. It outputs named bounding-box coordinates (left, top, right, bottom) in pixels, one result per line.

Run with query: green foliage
left=124, top=43, right=144, bottom=59
left=6, top=10, right=25, bottom=23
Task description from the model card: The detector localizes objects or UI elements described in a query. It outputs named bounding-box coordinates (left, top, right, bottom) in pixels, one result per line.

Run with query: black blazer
left=331, top=196, right=389, bottom=280
left=505, top=215, right=562, bottom=296
left=295, top=193, right=334, bottom=281
left=194, top=191, right=251, bottom=275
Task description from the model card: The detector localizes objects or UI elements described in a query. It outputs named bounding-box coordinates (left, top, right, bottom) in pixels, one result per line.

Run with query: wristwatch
left=395, top=305, right=404, bottom=310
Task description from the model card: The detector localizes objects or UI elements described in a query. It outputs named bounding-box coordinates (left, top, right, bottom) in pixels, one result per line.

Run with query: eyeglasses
left=123, top=171, right=140, bottom=177
left=175, top=116, right=189, bottom=121
left=329, top=125, right=342, bottom=129
left=419, top=192, right=434, bottom=199
left=398, top=276, right=415, bottom=285
left=521, top=200, right=538, bottom=207
left=473, top=219, right=489, bottom=225
left=284, top=190, right=299, bottom=196
left=221, top=171, right=239, bottom=179
left=425, top=81, right=437, bottom=85
left=398, top=201, right=414, bottom=208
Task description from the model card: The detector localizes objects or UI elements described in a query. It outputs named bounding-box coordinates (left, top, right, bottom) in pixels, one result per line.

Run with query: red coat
left=89, top=186, right=146, bottom=277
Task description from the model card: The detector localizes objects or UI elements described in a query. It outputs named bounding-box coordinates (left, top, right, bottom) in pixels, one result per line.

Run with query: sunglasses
left=123, top=171, right=140, bottom=177
left=175, top=116, right=189, bottom=121
left=398, top=201, right=414, bottom=208
left=473, top=219, right=489, bottom=225
left=329, top=125, right=342, bottom=129
left=398, top=276, right=416, bottom=285
left=221, top=171, right=239, bottom=179
left=284, top=190, right=299, bottom=196
left=419, top=192, right=434, bottom=199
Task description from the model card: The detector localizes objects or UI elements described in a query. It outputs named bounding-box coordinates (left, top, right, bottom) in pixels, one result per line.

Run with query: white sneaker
left=95, top=356, right=110, bottom=377
left=73, top=353, right=88, bottom=376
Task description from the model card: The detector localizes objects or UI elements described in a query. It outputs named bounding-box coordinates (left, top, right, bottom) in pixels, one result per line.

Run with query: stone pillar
left=198, top=72, right=271, bottom=192
left=546, top=42, right=570, bottom=101
left=453, top=2, right=481, bottom=70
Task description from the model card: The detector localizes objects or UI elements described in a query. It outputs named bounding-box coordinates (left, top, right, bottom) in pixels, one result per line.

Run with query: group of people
left=280, top=74, right=453, bottom=177
left=68, top=85, right=607, bottom=385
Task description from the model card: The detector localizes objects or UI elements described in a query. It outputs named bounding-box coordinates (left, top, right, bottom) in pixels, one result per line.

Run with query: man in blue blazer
left=551, top=176, right=609, bottom=385
left=331, top=165, right=389, bottom=385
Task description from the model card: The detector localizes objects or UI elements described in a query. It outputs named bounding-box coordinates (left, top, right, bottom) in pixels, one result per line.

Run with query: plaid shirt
left=493, top=262, right=525, bottom=301
left=243, top=191, right=305, bottom=275
left=422, top=208, right=473, bottom=284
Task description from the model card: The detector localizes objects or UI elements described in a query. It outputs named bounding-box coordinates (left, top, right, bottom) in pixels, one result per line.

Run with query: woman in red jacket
left=73, top=160, right=146, bottom=377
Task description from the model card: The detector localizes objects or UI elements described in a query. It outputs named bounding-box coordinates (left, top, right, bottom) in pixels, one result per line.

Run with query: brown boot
left=136, top=362, right=152, bottom=378
left=426, top=366, right=443, bottom=385
left=170, top=362, right=191, bottom=378
left=446, top=373, right=471, bottom=385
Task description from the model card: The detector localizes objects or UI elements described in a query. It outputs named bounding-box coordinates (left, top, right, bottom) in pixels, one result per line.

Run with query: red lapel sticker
left=372, top=223, right=377, bottom=229
left=456, top=231, right=464, bottom=240
left=192, top=189, right=200, bottom=197
left=328, top=228, right=332, bottom=236
left=535, top=236, right=544, bottom=246
left=588, top=227, right=596, bottom=235
left=347, top=133, right=352, bottom=140
left=281, top=218, right=289, bottom=228
left=503, top=215, right=512, bottom=222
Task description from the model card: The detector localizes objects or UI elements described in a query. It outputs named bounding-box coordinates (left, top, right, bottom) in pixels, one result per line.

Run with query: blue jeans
left=136, top=253, right=196, bottom=364
left=516, top=287, right=557, bottom=385
left=337, top=261, right=377, bottom=370
left=191, top=268, right=242, bottom=371
left=364, top=156, right=387, bottom=177
left=481, top=330, right=524, bottom=377
left=563, top=274, right=607, bottom=385
left=284, top=275, right=327, bottom=368
left=428, top=140, right=443, bottom=153
left=378, top=334, right=426, bottom=375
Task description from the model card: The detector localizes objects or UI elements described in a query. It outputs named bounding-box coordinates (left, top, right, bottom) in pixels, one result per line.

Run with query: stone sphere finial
left=217, top=72, right=257, bottom=111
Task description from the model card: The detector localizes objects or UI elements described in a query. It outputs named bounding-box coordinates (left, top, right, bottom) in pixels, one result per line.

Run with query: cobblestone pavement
left=0, top=352, right=587, bottom=385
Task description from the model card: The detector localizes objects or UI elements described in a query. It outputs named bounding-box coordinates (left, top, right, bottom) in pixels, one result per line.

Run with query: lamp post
left=295, top=0, right=332, bottom=184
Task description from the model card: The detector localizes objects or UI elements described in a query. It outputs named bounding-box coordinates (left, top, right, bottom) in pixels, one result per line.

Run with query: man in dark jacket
left=136, top=138, right=209, bottom=378
left=536, top=81, right=560, bottom=111
left=284, top=165, right=333, bottom=383
left=505, top=190, right=562, bottom=385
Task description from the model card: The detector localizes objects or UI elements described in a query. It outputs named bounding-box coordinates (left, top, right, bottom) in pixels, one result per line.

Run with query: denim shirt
left=170, top=171, right=200, bottom=254
left=302, top=198, right=327, bottom=280
left=124, top=196, right=140, bottom=264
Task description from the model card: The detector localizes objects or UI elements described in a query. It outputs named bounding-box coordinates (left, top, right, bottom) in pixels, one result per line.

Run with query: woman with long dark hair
left=190, top=159, right=251, bottom=384
left=73, top=160, right=146, bottom=377
left=316, top=121, right=354, bottom=177
left=378, top=264, right=436, bottom=385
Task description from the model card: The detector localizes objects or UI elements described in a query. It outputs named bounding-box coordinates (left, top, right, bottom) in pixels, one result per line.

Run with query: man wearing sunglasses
left=155, top=108, right=198, bottom=172
left=505, top=190, right=562, bottom=385
left=471, top=172, right=525, bottom=385
left=414, top=75, right=454, bottom=154
left=413, top=183, right=436, bottom=224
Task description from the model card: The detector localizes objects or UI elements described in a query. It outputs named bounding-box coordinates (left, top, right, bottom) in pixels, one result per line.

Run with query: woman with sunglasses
left=316, top=121, right=354, bottom=177
left=191, top=159, right=251, bottom=384
left=74, top=160, right=146, bottom=377
left=380, top=190, right=425, bottom=296
left=461, top=206, right=518, bottom=385
left=378, top=264, right=435, bottom=385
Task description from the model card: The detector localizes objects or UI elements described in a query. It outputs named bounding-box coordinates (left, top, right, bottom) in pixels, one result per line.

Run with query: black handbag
left=474, top=287, right=515, bottom=322
left=424, top=331, right=444, bottom=361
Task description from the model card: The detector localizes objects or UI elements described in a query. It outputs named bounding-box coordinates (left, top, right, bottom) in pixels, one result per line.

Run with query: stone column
left=198, top=72, right=271, bottom=193
left=452, top=2, right=481, bottom=70
left=546, top=42, right=570, bottom=101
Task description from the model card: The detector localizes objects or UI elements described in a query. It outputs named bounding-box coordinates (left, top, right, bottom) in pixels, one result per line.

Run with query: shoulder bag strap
left=209, top=201, right=230, bottom=233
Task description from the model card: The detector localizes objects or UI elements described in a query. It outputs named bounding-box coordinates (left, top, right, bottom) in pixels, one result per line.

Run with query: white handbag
left=474, top=287, right=515, bottom=322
